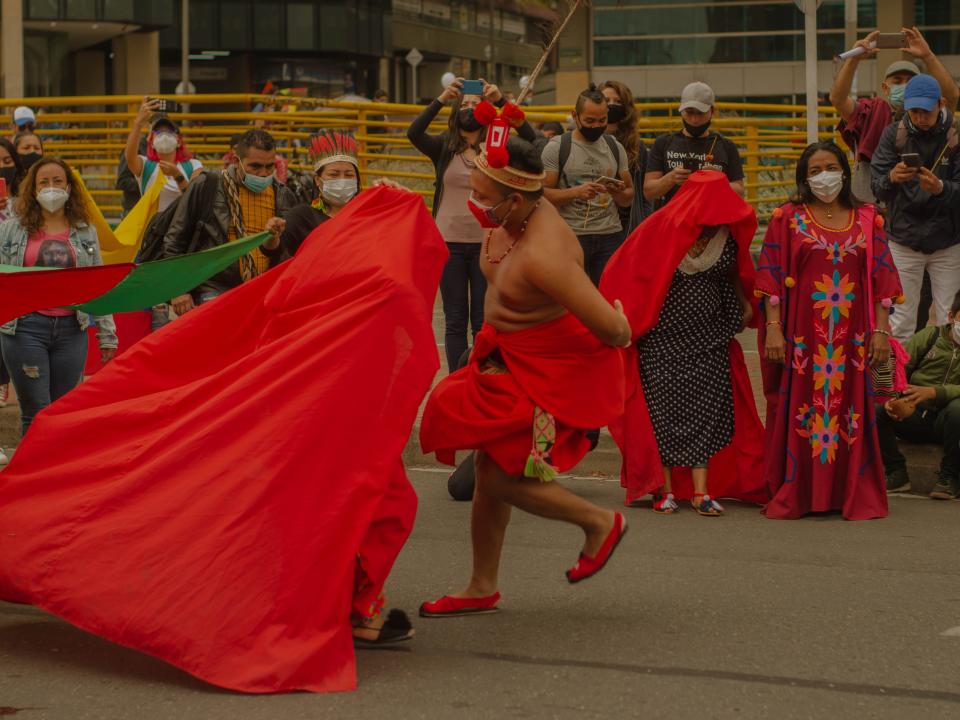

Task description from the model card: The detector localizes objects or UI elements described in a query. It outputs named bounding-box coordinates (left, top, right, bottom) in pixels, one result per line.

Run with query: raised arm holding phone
left=870, top=73, right=960, bottom=342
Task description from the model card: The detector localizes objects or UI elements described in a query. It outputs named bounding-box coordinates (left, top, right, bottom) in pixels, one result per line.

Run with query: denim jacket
left=0, top=218, right=118, bottom=348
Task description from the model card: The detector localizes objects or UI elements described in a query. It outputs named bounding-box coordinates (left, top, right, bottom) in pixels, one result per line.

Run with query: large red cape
left=0, top=187, right=447, bottom=693
left=600, top=171, right=768, bottom=505
left=421, top=313, right=625, bottom=476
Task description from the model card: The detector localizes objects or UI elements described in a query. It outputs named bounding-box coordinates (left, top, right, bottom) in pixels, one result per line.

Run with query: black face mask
left=683, top=119, right=711, bottom=138
left=0, top=166, right=16, bottom=188
left=19, top=152, right=42, bottom=171
left=606, top=103, right=627, bottom=125
left=578, top=124, right=606, bottom=142
left=458, top=107, right=482, bottom=133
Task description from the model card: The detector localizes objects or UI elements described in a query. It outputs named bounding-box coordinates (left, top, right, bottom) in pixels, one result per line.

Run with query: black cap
left=151, top=116, right=178, bottom=133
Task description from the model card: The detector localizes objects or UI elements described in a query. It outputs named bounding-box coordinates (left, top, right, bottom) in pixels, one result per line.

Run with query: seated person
left=878, top=290, right=960, bottom=499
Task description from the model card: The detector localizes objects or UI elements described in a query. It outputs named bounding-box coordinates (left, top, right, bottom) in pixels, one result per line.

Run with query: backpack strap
left=603, top=134, right=621, bottom=177
left=558, top=131, right=573, bottom=189
left=139, top=158, right=157, bottom=195
left=894, top=118, right=908, bottom=155
left=557, top=131, right=622, bottom=188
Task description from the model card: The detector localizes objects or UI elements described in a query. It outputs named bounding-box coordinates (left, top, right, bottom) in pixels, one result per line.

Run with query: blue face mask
left=241, top=165, right=274, bottom=193
left=888, top=83, right=906, bottom=109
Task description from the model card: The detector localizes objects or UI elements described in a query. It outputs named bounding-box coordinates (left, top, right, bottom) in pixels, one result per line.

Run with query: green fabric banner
left=74, top=232, right=272, bottom=315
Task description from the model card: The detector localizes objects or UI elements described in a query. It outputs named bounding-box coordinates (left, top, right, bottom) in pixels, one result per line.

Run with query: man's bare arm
left=525, top=242, right=630, bottom=347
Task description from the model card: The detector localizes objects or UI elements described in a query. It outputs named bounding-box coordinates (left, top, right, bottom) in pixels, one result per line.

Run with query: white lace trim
left=678, top=226, right=730, bottom=276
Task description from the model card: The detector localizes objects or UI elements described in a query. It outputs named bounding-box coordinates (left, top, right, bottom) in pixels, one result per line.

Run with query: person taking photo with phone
left=124, top=97, right=203, bottom=213
left=407, top=76, right=538, bottom=373
left=541, top=83, right=634, bottom=286
left=644, top=82, right=744, bottom=210
left=870, top=74, right=960, bottom=343
left=830, top=27, right=958, bottom=204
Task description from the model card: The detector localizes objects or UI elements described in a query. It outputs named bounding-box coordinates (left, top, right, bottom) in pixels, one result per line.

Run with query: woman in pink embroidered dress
left=757, top=142, right=902, bottom=520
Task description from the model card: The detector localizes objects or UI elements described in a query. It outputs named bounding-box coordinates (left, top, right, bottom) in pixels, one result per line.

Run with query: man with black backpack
left=871, top=73, right=960, bottom=343
left=541, top=84, right=633, bottom=286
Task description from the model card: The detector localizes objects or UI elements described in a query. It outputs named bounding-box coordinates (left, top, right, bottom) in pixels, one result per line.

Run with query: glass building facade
left=593, top=1, right=959, bottom=68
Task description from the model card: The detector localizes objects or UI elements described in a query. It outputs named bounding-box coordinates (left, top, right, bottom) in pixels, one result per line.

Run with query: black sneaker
left=885, top=467, right=911, bottom=494
left=929, top=478, right=960, bottom=500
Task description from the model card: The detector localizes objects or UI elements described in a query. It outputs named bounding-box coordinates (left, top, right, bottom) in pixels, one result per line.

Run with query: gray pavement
left=3, top=469, right=960, bottom=719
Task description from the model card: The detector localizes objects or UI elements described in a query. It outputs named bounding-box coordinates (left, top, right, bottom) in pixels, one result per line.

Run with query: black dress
left=281, top=204, right=329, bottom=256
left=638, top=233, right=742, bottom=467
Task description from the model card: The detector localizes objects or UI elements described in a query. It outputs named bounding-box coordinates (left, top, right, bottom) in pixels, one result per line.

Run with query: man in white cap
left=830, top=27, right=958, bottom=203
left=644, top=81, right=744, bottom=208
left=11, top=106, right=36, bottom=135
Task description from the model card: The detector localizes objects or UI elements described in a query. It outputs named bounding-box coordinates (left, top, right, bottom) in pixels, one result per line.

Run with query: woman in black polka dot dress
left=637, top=224, right=747, bottom=516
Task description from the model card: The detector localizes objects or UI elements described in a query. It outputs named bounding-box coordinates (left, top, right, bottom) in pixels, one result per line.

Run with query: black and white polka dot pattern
left=638, top=237, right=742, bottom=467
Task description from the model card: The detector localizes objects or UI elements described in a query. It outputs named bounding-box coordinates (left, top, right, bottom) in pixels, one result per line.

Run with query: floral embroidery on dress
left=790, top=209, right=864, bottom=465
left=791, top=335, right=808, bottom=374
left=811, top=413, right=840, bottom=463
left=812, top=271, right=855, bottom=322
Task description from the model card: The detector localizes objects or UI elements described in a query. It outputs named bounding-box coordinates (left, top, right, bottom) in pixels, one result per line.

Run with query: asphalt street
left=2, top=469, right=960, bottom=719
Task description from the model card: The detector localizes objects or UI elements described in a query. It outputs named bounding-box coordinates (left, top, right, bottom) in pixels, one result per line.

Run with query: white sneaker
left=0, top=450, right=8, bottom=466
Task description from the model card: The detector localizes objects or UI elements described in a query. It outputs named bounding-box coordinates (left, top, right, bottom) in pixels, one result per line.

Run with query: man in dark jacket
left=871, top=73, right=960, bottom=342
left=878, top=291, right=960, bottom=499
left=163, top=129, right=296, bottom=315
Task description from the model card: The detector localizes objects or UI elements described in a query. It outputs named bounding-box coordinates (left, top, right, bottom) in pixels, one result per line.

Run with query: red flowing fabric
left=421, top=313, right=626, bottom=476
left=0, top=186, right=446, bottom=693
left=84, top=310, right=152, bottom=375
left=600, top=171, right=768, bottom=505
left=0, top=264, right=134, bottom=326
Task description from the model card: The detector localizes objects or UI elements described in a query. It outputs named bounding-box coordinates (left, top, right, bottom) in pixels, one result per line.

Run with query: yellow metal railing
left=0, top=94, right=850, bottom=219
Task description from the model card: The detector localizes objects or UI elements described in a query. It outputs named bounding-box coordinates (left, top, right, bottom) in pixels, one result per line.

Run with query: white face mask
left=807, top=170, right=844, bottom=204
left=36, top=187, right=69, bottom=213
left=321, top=178, right=358, bottom=206
left=152, top=133, right=179, bottom=155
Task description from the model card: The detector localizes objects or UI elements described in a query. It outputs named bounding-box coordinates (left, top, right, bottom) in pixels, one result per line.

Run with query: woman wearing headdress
left=280, top=130, right=361, bottom=255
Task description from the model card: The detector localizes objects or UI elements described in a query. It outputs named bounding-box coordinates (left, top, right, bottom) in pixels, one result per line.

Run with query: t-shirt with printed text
left=648, top=131, right=744, bottom=207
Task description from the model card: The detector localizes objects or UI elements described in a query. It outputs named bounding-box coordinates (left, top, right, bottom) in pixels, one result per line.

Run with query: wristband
left=765, top=320, right=782, bottom=327
left=872, top=328, right=891, bottom=337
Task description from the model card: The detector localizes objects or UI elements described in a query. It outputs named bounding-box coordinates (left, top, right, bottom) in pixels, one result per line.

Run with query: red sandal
left=566, top=512, right=628, bottom=584
left=419, top=592, right=501, bottom=618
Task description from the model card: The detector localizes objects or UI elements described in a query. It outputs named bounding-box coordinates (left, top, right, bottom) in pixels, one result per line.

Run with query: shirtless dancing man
left=420, top=136, right=632, bottom=616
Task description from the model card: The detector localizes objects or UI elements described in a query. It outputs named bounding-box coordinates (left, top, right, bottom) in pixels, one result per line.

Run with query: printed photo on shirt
left=35, top=239, right=76, bottom=268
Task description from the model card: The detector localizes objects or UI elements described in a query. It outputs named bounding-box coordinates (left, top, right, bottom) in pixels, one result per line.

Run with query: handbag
left=862, top=208, right=907, bottom=400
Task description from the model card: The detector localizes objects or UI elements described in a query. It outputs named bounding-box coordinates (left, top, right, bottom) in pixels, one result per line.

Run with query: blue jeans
left=578, top=230, right=625, bottom=286
left=440, top=242, right=486, bottom=373
left=1, top=313, right=87, bottom=436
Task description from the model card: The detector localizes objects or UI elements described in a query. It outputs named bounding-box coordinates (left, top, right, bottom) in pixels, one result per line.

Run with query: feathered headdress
left=309, top=130, right=359, bottom=172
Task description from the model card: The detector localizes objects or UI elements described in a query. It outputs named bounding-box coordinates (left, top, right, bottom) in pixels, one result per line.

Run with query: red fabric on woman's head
left=601, top=170, right=758, bottom=339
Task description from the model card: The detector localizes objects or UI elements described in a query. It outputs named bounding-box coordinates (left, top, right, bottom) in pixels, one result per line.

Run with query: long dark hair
left=0, top=137, right=25, bottom=196
left=15, top=157, right=91, bottom=234
left=790, top=141, right=860, bottom=208
left=600, top=79, right=641, bottom=171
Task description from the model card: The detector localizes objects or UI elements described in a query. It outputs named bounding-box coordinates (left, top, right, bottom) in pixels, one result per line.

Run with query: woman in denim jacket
left=0, top=157, right=117, bottom=435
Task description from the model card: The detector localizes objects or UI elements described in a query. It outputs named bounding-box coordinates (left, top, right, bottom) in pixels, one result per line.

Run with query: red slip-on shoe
left=419, top=592, right=502, bottom=618
left=566, top=512, right=628, bottom=584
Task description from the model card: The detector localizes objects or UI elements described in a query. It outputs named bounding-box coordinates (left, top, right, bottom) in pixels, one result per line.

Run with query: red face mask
left=467, top=194, right=510, bottom=229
